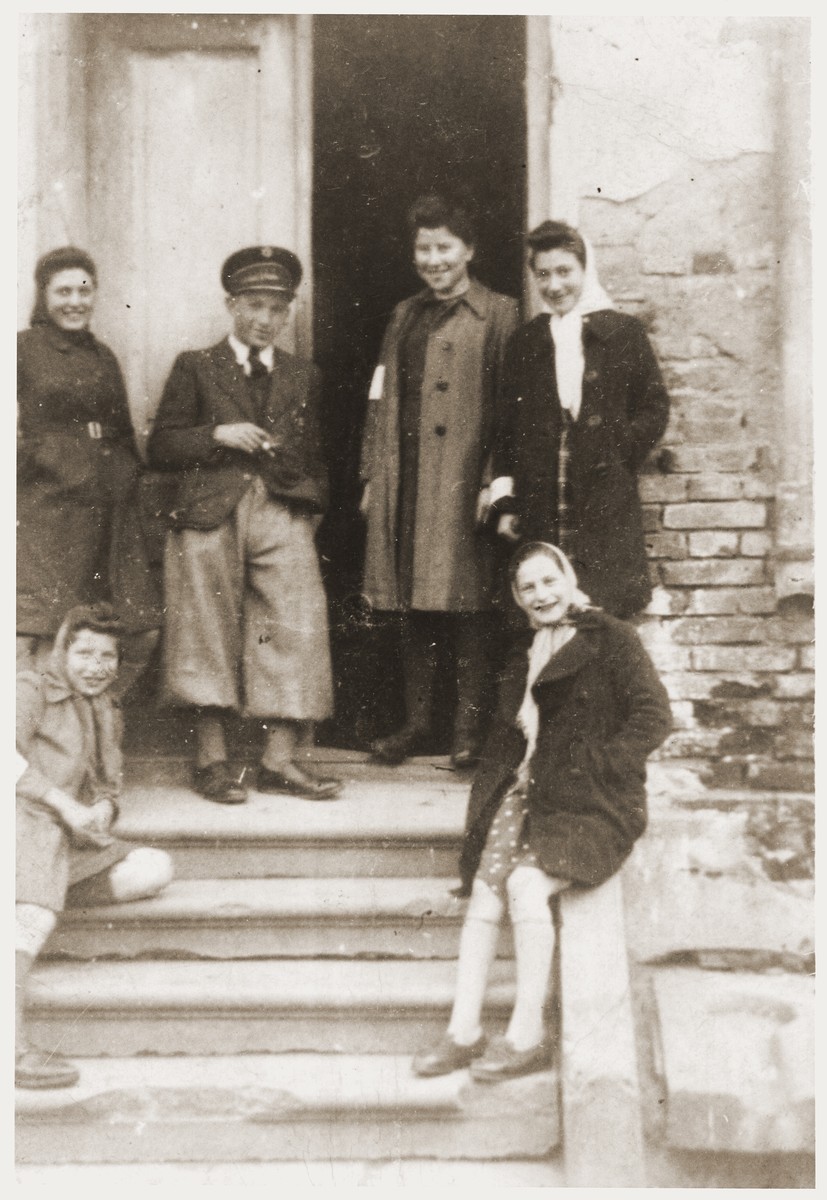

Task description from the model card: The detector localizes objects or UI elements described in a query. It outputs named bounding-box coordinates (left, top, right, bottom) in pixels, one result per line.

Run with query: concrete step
left=27, top=958, right=515, bottom=1056
left=47, top=877, right=512, bottom=961
left=15, top=1053, right=560, bottom=1165
left=115, top=767, right=468, bottom=879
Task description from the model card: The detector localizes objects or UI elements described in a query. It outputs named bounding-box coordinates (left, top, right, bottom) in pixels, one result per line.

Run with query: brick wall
left=580, top=158, right=813, bottom=793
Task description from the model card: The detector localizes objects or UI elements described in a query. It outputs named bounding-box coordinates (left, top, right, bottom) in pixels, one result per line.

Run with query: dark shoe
left=257, top=762, right=341, bottom=800
left=15, top=1048, right=79, bottom=1090
left=450, top=742, right=479, bottom=770
left=412, top=1032, right=487, bottom=1077
left=469, top=1034, right=553, bottom=1082
left=371, top=725, right=429, bottom=766
left=192, top=761, right=248, bottom=805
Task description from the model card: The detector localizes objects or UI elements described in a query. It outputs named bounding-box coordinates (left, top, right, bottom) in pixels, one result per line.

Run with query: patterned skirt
left=476, top=778, right=540, bottom=896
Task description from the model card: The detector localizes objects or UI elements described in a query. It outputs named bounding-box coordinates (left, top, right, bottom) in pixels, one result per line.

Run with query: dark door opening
left=313, top=14, right=527, bottom=748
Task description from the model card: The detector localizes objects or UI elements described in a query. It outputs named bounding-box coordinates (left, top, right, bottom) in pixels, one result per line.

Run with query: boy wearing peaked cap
left=148, top=246, right=340, bottom=803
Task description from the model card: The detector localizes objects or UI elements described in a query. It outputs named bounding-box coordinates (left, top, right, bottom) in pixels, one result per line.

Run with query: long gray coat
left=361, top=280, right=518, bottom=611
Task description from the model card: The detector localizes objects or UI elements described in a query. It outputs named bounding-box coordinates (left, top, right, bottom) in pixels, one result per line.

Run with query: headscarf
left=510, top=543, right=593, bottom=770
left=46, top=604, right=123, bottom=801
left=30, top=246, right=98, bottom=332
left=545, top=234, right=615, bottom=421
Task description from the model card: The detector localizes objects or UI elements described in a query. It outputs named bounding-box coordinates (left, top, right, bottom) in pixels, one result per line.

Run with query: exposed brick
left=774, top=674, right=815, bottom=699
left=718, top=727, right=775, bottom=756
left=663, top=502, right=766, bottom=530
left=665, top=444, right=760, bottom=474
left=746, top=762, right=815, bottom=792
left=661, top=560, right=766, bottom=587
left=659, top=729, right=728, bottom=758
left=696, top=698, right=786, bottom=728
left=774, top=729, right=815, bottom=760
left=670, top=617, right=767, bottom=644
left=641, top=504, right=661, bottom=533
left=687, top=531, right=740, bottom=557
left=691, top=646, right=798, bottom=673
left=740, top=531, right=772, bottom=556
left=638, top=475, right=689, bottom=504
left=643, top=587, right=691, bottom=616
left=740, top=475, right=775, bottom=499
left=686, top=475, right=743, bottom=501
left=658, top=672, right=720, bottom=701
left=645, top=643, right=693, bottom=672
left=799, top=645, right=815, bottom=670
left=702, top=760, right=747, bottom=788
left=736, top=589, right=778, bottom=615
left=669, top=700, right=697, bottom=729
left=645, top=532, right=688, bottom=559
left=764, top=616, right=815, bottom=645
left=710, top=679, right=774, bottom=699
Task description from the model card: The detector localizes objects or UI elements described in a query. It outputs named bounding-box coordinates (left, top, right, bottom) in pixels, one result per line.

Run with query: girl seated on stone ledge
left=413, top=543, right=671, bottom=1081
left=15, top=603, right=174, bottom=1091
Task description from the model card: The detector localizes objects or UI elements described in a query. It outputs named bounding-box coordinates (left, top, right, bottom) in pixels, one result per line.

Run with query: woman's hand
left=475, top=486, right=491, bottom=526
left=88, top=798, right=117, bottom=834
left=212, top=423, right=272, bottom=455
left=497, top=513, right=521, bottom=543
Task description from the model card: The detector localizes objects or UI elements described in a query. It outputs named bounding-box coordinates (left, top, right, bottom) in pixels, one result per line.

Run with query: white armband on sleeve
left=368, top=365, right=385, bottom=401
left=489, top=476, right=515, bottom=506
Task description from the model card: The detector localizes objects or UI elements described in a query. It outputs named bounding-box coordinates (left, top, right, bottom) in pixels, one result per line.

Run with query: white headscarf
left=545, top=235, right=615, bottom=422
left=511, top=543, right=593, bottom=772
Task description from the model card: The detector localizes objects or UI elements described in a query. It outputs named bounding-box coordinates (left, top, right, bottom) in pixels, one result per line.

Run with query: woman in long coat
left=412, top=542, right=671, bottom=1082
left=491, top=221, right=670, bottom=618
left=16, top=604, right=173, bottom=1089
left=361, top=194, right=518, bottom=765
left=17, top=246, right=160, bottom=678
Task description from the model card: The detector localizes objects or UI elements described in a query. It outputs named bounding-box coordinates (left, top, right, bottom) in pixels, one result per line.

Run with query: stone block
left=669, top=616, right=767, bottom=644
left=799, top=645, right=815, bottom=670
left=657, top=672, right=720, bottom=701
left=686, top=474, right=743, bottom=500
left=774, top=729, right=814, bottom=760
left=664, top=501, right=766, bottom=530
left=691, top=646, right=797, bottom=672
left=643, top=587, right=691, bottom=616
left=661, top=560, right=766, bottom=587
left=645, top=532, right=688, bottom=559
left=651, top=968, right=814, bottom=1153
left=665, top=443, right=760, bottom=474
left=638, top=475, right=689, bottom=504
left=773, top=673, right=814, bottom=699
left=701, top=760, right=746, bottom=789
left=657, top=729, right=726, bottom=758
left=745, top=762, right=815, bottom=792
left=736, top=588, right=778, bottom=614
left=687, top=531, right=739, bottom=557
left=740, top=531, right=773, bottom=556
left=641, top=504, right=661, bottom=533
left=764, top=615, right=815, bottom=645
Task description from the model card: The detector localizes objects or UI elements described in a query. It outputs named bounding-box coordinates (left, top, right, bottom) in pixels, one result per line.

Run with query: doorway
left=312, top=15, right=527, bottom=746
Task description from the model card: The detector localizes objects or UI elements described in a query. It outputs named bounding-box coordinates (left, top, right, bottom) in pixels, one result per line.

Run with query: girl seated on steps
left=413, top=542, right=671, bottom=1081
left=16, top=603, right=174, bottom=1090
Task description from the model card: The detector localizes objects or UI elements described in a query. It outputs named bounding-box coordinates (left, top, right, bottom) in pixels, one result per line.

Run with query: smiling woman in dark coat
left=412, top=542, right=671, bottom=1084
left=491, top=221, right=670, bottom=618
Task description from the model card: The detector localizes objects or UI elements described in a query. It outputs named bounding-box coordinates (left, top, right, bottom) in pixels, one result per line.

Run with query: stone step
left=27, top=958, right=515, bottom=1056
left=115, top=768, right=468, bottom=879
left=15, top=1053, right=560, bottom=1165
left=47, top=877, right=512, bottom=961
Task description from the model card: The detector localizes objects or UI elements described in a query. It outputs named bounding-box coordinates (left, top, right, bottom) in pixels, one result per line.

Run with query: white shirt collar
left=228, top=334, right=274, bottom=373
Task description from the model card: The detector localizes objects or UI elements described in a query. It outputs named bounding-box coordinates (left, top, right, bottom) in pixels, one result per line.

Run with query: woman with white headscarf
left=490, top=221, right=671, bottom=618
left=412, top=542, right=671, bottom=1082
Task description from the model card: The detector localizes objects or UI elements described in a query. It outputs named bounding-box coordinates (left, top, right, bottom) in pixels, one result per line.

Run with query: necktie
left=246, top=346, right=270, bottom=422
left=248, top=346, right=269, bottom=381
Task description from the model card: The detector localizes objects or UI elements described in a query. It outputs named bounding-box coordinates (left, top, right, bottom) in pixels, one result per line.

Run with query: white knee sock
left=446, top=881, right=503, bottom=1045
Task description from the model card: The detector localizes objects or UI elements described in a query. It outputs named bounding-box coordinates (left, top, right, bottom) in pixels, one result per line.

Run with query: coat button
left=434, top=424, right=447, bottom=437
left=435, top=380, right=449, bottom=392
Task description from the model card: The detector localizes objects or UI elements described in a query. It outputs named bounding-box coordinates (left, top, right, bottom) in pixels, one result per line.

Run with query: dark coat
left=361, top=280, right=518, bottom=610
left=492, top=310, right=670, bottom=617
left=147, top=338, right=328, bottom=528
left=16, top=324, right=161, bottom=636
left=458, top=610, right=672, bottom=892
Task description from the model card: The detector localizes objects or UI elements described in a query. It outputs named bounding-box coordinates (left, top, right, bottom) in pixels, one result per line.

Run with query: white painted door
left=85, top=13, right=312, bottom=447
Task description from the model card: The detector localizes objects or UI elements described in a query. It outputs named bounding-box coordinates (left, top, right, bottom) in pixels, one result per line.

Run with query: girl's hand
left=57, top=796, right=115, bottom=848
left=475, top=486, right=491, bottom=525
left=359, top=482, right=371, bottom=518
left=88, top=799, right=117, bottom=834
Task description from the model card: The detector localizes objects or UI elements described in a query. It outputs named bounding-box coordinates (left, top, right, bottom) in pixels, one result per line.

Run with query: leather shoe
left=257, top=763, right=341, bottom=800
left=469, top=1034, right=553, bottom=1082
left=192, top=761, right=247, bottom=805
left=371, top=725, right=429, bottom=765
left=16, top=1048, right=79, bottom=1090
left=412, top=1032, right=487, bottom=1077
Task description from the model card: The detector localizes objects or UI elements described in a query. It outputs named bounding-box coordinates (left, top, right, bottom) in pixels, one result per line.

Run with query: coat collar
left=531, top=307, right=617, bottom=345
left=407, top=277, right=491, bottom=322
left=532, top=610, right=604, bottom=687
